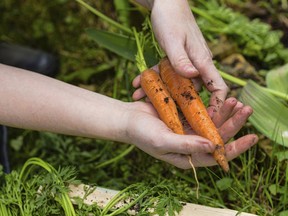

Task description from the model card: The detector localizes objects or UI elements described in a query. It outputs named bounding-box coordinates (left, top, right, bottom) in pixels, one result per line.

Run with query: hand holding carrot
left=132, top=59, right=257, bottom=169
left=135, top=0, right=228, bottom=109
left=126, top=97, right=257, bottom=169
left=0, top=63, right=257, bottom=170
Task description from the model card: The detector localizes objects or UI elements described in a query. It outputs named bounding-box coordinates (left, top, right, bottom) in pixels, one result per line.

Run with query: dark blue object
left=0, top=126, right=9, bottom=173
left=0, top=42, right=59, bottom=77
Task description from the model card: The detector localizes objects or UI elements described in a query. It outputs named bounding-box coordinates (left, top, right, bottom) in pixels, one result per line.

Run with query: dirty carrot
left=141, top=69, right=200, bottom=198
left=159, top=57, right=229, bottom=172
left=140, top=69, right=185, bottom=135
left=133, top=27, right=185, bottom=135
left=133, top=28, right=200, bottom=196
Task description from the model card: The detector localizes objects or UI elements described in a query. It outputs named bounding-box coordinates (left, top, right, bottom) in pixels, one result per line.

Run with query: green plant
left=0, top=158, right=80, bottom=216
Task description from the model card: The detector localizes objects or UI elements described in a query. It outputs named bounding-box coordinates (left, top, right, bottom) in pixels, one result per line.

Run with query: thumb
left=163, top=134, right=215, bottom=155
left=164, top=41, right=199, bottom=78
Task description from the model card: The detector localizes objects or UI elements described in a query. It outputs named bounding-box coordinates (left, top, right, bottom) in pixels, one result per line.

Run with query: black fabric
left=0, top=125, right=10, bottom=173
left=0, top=42, right=59, bottom=77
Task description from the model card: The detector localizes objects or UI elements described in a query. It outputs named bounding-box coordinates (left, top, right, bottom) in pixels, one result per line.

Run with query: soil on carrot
left=181, top=91, right=195, bottom=101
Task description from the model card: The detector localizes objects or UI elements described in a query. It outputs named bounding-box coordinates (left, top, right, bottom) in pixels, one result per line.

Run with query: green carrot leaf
left=133, top=27, right=147, bottom=72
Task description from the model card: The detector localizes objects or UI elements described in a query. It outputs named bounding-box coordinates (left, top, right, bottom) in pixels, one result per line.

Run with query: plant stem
left=19, top=158, right=76, bottom=216
left=190, top=6, right=226, bottom=27
left=219, top=70, right=247, bottom=86
left=263, top=88, right=288, bottom=101
left=219, top=70, right=288, bottom=101
left=100, top=184, right=139, bottom=215
left=76, top=0, right=132, bottom=35
left=0, top=203, right=10, bottom=216
left=133, top=27, right=147, bottom=72
left=95, top=145, right=135, bottom=169
left=107, top=189, right=149, bottom=216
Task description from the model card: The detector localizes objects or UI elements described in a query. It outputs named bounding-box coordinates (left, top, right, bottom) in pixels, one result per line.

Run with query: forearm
left=0, top=64, right=129, bottom=142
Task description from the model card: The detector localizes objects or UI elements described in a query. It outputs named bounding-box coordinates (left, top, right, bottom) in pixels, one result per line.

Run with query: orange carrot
left=141, top=68, right=201, bottom=197
left=159, top=58, right=229, bottom=172
left=140, top=69, right=185, bottom=135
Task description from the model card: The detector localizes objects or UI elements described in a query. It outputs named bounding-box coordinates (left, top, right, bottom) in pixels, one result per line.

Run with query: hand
left=149, top=0, right=229, bottom=108
left=124, top=98, right=258, bottom=169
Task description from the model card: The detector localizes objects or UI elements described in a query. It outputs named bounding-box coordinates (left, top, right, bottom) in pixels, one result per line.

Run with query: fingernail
left=203, top=142, right=214, bottom=152
left=251, top=135, right=259, bottom=145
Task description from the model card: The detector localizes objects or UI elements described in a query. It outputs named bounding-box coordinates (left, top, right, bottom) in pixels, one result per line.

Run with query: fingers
left=132, top=66, right=160, bottom=101
left=211, top=97, right=238, bottom=127
left=183, top=134, right=258, bottom=169
left=168, top=41, right=228, bottom=107
left=225, top=134, right=258, bottom=160
left=168, top=104, right=254, bottom=169
left=161, top=153, right=194, bottom=170
left=156, top=134, right=215, bottom=169
left=184, top=23, right=228, bottom=106
left=132, top=74, right=141, bottom=88
left=231, top=101, right=244, bottom=116
left=160, top=134, right=215, bottom=155
left=164, top=40, right=200, bottom=78
left=218, top=105, right=253, bottom=143
left=132, top=88, right=146, bottom=101
left=191, top=77, right=203, bottom=92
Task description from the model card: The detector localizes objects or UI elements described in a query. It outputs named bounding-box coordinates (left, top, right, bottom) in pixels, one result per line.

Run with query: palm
left=130, top=98, right=257, bottom=169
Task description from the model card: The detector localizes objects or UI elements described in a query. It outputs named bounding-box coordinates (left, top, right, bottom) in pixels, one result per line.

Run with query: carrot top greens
left=0, top=157, right=183, bottom=216
left=133, top=27, right=148, bottom=72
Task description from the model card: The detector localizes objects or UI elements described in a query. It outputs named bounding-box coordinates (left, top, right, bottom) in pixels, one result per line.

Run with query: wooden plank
left=68, top=184, right=258, bottom=216
left=178, top=203, right=257, bottom=216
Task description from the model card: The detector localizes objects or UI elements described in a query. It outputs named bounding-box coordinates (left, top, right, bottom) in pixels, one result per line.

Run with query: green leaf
left=268, top=184, right=277, bottom=196
left=10, top=136, right=24, bottom=151
left=279, top=210, right=288, bottom=216
left=266, top=63, right=288, bottom=94
left=60, top=62, right=116, bottom=82
left=240, top=80, right=288, bottom=146
left=113, top=0, right=130, bottom=27
left=275, top=150, right=288, bottom=161
left=216, top=177, right=233, bottom=191
left=86, top=29, right=158, bottom=67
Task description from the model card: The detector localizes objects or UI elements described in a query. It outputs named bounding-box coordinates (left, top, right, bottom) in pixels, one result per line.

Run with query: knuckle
left=193, top=55, right=213, bottom=71
left=151, top=140, right=164, bottom=153
left=182, top=139, right=195, bottom=153
left=173, top=56, right=191, bottom=69
left=223, top=84, right=230, bottom=92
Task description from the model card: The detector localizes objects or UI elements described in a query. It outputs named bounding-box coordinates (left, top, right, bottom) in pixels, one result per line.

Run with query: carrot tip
left=221, top=163, right=230, bottom=173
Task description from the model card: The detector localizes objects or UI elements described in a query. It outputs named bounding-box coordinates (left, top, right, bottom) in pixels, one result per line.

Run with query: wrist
left=114, top=101, right=146, bottom=145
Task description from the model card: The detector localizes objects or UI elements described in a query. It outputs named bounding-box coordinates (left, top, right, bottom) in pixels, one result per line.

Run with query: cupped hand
left=150, top=0, right=229, bottom=107
left=125, top=98, right=258, bottom=169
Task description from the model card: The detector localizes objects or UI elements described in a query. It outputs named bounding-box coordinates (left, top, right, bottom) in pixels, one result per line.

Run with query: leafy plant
left=266, top=63, right=288, bottom=95
left=0, top=157, right=186, bottom=216
left=0, top=158, right=80, bottom=216
left=192, top=0, right=288, bottom=68
left=240, top=80, right=288, bottom=146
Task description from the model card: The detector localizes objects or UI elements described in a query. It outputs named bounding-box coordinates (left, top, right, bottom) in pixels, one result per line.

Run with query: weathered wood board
left=69, top=184, right=258, bottom=216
